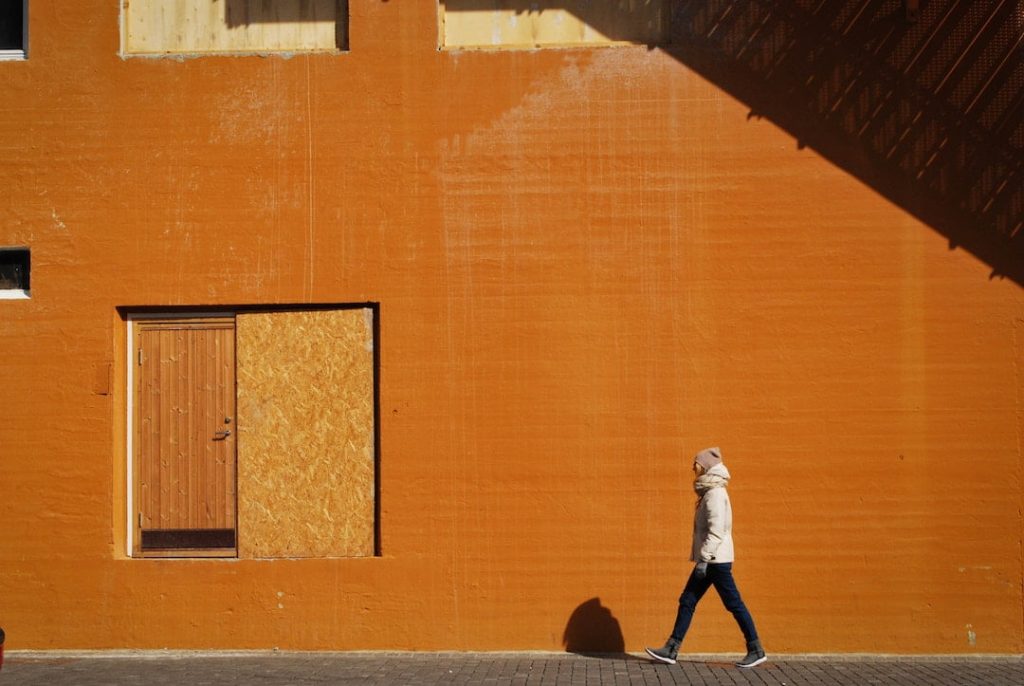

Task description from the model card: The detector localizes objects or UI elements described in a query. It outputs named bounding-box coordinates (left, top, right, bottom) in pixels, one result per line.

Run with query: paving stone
left=2, top=652, right=1023, bottom=686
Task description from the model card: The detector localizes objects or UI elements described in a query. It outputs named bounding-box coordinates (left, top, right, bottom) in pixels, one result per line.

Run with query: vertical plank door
left=134, top=317, right=237, bottom=556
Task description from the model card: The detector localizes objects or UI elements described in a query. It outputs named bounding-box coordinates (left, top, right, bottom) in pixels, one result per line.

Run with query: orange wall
left=1, top=1, right=1022, bottom=653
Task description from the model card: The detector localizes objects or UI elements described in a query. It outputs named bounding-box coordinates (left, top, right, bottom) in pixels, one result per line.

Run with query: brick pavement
left=3, top=652, right=1023, bottom=685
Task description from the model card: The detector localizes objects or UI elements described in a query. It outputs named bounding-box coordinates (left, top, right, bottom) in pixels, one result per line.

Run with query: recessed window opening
left=0, top=248, right=30, bottom=299
left=0, top=1, right=27, bottom=60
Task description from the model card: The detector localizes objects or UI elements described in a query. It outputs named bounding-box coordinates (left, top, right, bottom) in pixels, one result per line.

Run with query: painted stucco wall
left=1, top=1, right=1022, bottom=653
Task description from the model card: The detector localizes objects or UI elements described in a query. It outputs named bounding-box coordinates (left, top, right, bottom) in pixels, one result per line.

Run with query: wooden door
left=134, top=317, right=237, bottom=556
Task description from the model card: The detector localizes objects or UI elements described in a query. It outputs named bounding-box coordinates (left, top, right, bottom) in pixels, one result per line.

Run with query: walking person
left=645, top=447, right=767, bottom=668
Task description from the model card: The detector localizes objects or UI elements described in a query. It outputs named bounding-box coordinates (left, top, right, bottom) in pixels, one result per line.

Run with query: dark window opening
left=0, top=1, right=25, bottom=54
left=0, top=248, right=29, bottom=292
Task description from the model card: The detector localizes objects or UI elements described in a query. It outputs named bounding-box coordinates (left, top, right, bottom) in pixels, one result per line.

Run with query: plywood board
left=236, top=309, right=375, bottom=558
left=123, top=0, right=346, bottom=55
left=440, top=0, right=666, bottom=49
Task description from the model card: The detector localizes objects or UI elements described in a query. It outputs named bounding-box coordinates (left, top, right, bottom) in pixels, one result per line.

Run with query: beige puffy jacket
left=690, top=463, right=735, bottom=563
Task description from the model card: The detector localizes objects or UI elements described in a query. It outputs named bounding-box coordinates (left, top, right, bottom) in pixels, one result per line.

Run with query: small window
left=122, top=0, right=348, bottom=56
left=439, top=0, right=668, bottom=50
left=0, top=1, right=26, bottom=60
left=0, top=248, right=30, bottom=299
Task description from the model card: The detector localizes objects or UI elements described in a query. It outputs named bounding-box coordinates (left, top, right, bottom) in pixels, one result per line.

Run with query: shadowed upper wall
left=445, top=0, right=1023, bottom=281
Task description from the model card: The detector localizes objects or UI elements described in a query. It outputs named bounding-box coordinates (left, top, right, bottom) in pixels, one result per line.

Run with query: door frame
left=126, top=311, right=237, bottom=558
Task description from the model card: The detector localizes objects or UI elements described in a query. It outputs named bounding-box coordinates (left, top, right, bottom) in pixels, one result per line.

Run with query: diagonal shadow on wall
left=660, top=0, right=1023, bottom=284
left=240, top=2, right=1022, bottom=282
left=441, top=0, right=1023, bottom=284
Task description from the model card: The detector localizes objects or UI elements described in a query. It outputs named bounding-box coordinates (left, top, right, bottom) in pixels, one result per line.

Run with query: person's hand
left=694, top=561, right=708, bottom=580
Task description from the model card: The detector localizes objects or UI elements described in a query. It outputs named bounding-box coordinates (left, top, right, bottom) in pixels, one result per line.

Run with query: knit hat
left=694, top=447, right=722, bottom=471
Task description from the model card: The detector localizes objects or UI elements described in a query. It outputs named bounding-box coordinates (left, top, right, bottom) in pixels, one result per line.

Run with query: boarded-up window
left=122, top=0, right=348, bottom=55
left=439, top=0, right=667, bottom=49
left=236, top=309, right=376, bottom=558
left=130, top=307, right=377, bottom=559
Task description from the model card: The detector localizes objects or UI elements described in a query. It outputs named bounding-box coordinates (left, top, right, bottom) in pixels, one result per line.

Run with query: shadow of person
left=562, top=597, right=625, bottom=655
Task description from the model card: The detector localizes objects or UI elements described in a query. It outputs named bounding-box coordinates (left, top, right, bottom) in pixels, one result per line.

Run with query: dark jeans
left=671, top=562, right=759, bottom=644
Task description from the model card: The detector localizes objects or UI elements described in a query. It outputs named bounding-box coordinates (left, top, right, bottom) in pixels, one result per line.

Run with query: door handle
left=213, top=429, right=231, bottom=439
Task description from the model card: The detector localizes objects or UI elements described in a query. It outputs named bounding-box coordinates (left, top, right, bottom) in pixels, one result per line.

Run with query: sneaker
left=644, top=638, right=680, bottom=665
left=736, top=639, right=767, bottom=668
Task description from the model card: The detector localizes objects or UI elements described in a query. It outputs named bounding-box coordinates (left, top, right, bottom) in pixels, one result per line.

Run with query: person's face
left=693, top=462, right=705, bottom=478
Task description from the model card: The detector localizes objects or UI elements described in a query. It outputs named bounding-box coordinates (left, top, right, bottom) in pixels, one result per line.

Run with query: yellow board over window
left=440, top=0, right=667, bottom=49
left=122, top=0, right=347, bottom=55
